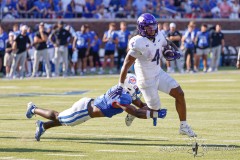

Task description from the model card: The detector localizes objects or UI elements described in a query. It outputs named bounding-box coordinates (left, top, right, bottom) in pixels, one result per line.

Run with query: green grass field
left=0, top=71, right=239, bottom=160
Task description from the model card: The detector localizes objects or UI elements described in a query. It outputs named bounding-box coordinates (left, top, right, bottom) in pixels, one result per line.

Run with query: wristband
left=146, top=110, right=150, bottom=119
left=118, top=82, right=124, bottom=87
left=153, top=111, right=158, bottom=118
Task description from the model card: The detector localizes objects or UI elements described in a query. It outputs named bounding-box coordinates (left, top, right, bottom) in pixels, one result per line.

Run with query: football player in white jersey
left=115, top=13, right=196, bottom=137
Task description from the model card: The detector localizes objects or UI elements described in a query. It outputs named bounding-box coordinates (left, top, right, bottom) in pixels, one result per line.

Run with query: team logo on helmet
left=128, top=76, right=136, bottom=84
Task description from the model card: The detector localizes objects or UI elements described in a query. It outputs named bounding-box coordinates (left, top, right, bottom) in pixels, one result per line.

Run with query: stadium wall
left=1, top=19, right=240, bottom=46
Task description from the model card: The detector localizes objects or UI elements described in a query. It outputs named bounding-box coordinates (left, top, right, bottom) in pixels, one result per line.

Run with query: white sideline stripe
left=0, top=86, right=19, bottom=89
left=0, top=158, right=34, bottom=160
left=96, top=150, right=137, bottom=153
left=178, top=79, right=236, bottom=83
left=46, top=154, right=86, bottom=157
left=0, top=157, right=14, bottom=160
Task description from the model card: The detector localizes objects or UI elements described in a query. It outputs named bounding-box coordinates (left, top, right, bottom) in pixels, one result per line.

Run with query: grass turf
left=0, top=70, right=239, bottom=160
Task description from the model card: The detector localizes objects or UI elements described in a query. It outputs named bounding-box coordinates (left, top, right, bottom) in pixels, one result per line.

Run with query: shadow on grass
left=0, top=148, right=77, bottom=153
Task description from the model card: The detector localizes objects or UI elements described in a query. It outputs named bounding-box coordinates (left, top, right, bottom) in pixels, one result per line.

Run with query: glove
left=109, top=85, right=123, bottom=99
left=158, top=109, right=167, bottom=119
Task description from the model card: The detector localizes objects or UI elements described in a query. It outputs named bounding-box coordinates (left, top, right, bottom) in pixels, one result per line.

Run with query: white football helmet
left=124, top=73, right=142, bottom=100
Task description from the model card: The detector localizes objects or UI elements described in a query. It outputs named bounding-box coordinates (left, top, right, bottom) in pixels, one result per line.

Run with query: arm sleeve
left=128, top=49, right=142, bottom=58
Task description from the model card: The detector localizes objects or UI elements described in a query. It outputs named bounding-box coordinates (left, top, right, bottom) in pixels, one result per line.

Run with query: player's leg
left=157, top=69, right=196, bottom=137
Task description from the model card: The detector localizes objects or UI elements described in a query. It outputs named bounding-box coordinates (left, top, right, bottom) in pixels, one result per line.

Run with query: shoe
left=125, top=114, right=135, bottom=126
left=35, top=120, right=45, bottom=141
left=26, top=102, right=37, bottom=119
left=207, top=67, right=212, bottom=72
left=179, top=124, right=197, bottom=137
left=203, top=68, right=207, bottom=73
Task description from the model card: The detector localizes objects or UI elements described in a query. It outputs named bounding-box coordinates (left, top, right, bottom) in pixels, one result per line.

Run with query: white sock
left=180, top=121, right=187, bottom=127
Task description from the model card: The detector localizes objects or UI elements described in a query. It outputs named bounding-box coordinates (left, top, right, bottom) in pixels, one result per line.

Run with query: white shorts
left=58, top=98, right=92, bottom=126
left=137, top=69, right=179, bottom=110
left=196, top=48, right=209, bottom=56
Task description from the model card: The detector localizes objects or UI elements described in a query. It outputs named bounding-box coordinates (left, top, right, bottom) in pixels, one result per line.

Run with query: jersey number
left=151, top=49, right=160, bottom=65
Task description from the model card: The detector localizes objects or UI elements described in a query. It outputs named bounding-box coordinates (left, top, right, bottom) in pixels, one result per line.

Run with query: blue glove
left=158, top=109, right=167, bottom=119
left=109, top=85, right=123, bottom=99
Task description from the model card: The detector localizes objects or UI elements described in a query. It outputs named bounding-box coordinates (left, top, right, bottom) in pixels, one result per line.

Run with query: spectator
left=34, top=0, right=48, bottom=18
left=195, top=24, right=210, bottom=72
left=26, top=0, right=37, bottom=18
left=85, top=0, right=97, bottom=18
left=132, top=0, right=149, bottom=16
left=91, top=33, right=102, bottom=72
left=116, top=21, right=130, bottom=72
left=54, top=0, right=64, bottom=18
left=64, top=0, right=76, bottom=18
left=211, top=1, right=221, bottom=18
left=75, top=0, right=86, bottom=18
left=157, top=22, right=162, bottom=31
left=0, top=26, right=8, bottom=75
left=46, top=0, right=56, bottom=18
left=237, top=49, right=240, bottom=69
left=9, top=25, right=31, bottom=79
left=47, top=24, right=57, bottom=75
left=25, top=27, right=34, bottom=77
left=190, top=0, right=201, bottom=18
left=161, top=22, right=171, bottom=72
left=17, top=0, right=27, bottom=18
left=85, top=25, right=96, bottom=73
left=230, top=0, right=240, bottom=19
left=4, top=0, right=18, bottom=18
left=219, top=0, right=232, bottom=18
left=208, top=24, right=225, bottom=72
left=101, top=22, right=118, bottom=74
left=202, top=0, right=213, bottom=18
left=167, top=22, right=183, bottom=73
left=65, top=25, right=76, bottom=75
left=12, top=24, right=20, bottom=37
left=4, top=32, right=14, bottom=78
left=32, top=22, right=51, bottom=78
left=73, top=24, right=90, bottom=75
left=50, top=21, right=71, bottom=77
left=181, top=21, right=197, bottom=73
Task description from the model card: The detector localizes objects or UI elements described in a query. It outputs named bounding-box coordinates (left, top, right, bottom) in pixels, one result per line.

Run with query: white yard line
left=96, top=150, right=137, bottom=153
left=46, top=154, right=86, bottom=157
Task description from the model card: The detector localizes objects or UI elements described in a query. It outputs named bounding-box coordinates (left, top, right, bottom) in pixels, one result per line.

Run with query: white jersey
left=128, top=31, right=167, bottom=81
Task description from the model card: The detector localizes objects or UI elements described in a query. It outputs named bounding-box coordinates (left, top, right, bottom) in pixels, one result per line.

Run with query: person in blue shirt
left=73, top=24, right=90, bottom=75
left=116, top=22, right=131, bottom=72
left=85, top=25, right=96, bottom=73
left=102, top=23, right=118, bottom=74
left=195, top=24, right=210, bottom=72
left=181, top=21, right=197, bottom=72
left=90, top=33, right=102, bottom=72
left=64, top=0, right=75, bottom=18
left=25, top=74, right=167, bottom=141
left=0, top=25, right=8, bottom=74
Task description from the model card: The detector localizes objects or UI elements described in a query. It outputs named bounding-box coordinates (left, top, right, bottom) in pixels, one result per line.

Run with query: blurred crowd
left=1, top=0, right=240, bottom=19
left=0, top=20, right=227, bottom=79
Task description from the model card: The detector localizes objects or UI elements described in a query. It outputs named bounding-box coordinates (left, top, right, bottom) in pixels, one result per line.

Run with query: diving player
left=115, top=13, right=197, bottom=137
left=25, top=74, right=167, bottom=141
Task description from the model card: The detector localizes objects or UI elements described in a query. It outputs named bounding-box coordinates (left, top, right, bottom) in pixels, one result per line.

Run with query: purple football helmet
left=137, top=13, right=158, bottom=39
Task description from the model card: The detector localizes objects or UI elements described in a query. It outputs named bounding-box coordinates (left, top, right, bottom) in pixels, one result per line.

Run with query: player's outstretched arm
left=132, top=99, right=148, bottom=109
left=113, top=102, right=167, bottom=119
